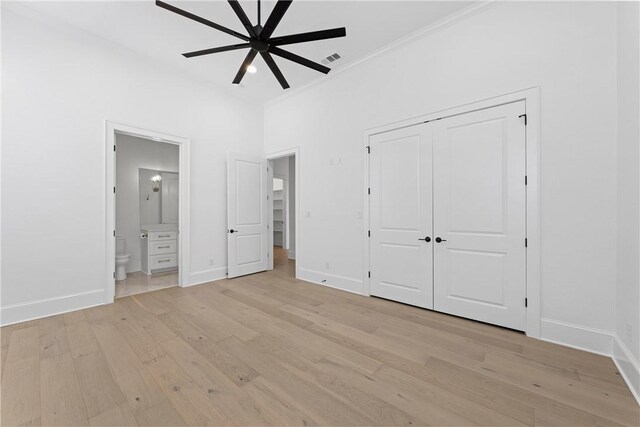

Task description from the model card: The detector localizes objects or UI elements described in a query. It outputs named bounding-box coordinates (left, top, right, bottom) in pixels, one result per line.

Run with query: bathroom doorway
left=268, top=151, right=298, bottom=278
left=106, top=122, right=190, bottom=303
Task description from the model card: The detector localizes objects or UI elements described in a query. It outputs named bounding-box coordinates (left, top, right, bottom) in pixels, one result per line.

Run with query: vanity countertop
left=141, top=224, right=178, bottom=232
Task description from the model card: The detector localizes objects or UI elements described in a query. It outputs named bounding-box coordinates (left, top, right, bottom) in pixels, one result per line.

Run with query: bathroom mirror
left=139, top=168, right=179, bottom=225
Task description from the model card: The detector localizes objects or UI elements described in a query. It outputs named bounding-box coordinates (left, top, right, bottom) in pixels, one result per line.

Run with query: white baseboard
left=540, top=318, right=613, bottom=356
left=613, top=334, right=640, bottom=405
left=0, top=289, right=105, bottom=327
left=298, top=267, right=364, bottom=295
left=288, top=250, right=296, bottom=260
left=187, top=266, right=228, bottom=287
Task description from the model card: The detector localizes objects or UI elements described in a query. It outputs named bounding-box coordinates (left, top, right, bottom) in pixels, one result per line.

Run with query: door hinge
left=113, top=186, right=116, bottom=193
left=113, top=272, right=115, bottom=279
left=113, top=145, right=116, bottom=152
left=267, top=195, right=269, bottom=200
left=366, top=146, right=370, bottom=154
left=525, top=298, right=528, bottom=308
left=113, top=230, right=116, bottom=237
left=525, top=238, right=528, bottom=247
left=368, top=230, right=371, bottom=237
left=368, top=271, right=371, bottom=278
left=525, top=176, right=528, bottom=185
left=267, top=224, right=269, bottom=229
left=519, top=114, right=527, bottom=125
left=367, top=187, right=371, bottom=195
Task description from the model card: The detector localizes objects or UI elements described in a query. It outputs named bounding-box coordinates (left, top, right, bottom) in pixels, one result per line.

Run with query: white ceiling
left=15, top=1, right=474, bottom=103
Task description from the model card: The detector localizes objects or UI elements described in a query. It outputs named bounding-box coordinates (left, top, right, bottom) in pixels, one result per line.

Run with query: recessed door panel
left=447, top=249, right=505, bottom=306
left=448, top=121, right=506, bottom=234
left=227, top=153, right=268, bottom=278
left=236, top=161, right=263, bottom=226
left=236, top=234, right=263, bottom=266
left=433, top=101, right=526, bottom=330
left=369, top=124, right=433, bottom=309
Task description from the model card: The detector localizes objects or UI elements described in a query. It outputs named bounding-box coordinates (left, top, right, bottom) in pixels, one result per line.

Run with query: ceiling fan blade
left=260, top=0, right=292, bottom=40
left=227, top=0, right=258, bottom=38
left=233, top=49, right=259, bottom=84
left=156, top=0, right=249, bottom=41
left=269, top=46, right=330, bottom=74
left=260, top=52, right=290, bottom=89
left=269, top=28, right=346, bottom=46
left=183, top=43, right=251, bottom=58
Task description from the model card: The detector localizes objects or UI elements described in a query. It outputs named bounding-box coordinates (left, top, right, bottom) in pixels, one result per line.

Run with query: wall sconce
left=151, top=174, right=162, bottom=192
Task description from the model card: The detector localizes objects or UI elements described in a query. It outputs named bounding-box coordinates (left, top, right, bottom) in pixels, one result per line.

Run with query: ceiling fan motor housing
left=250, top=38, right=269, bottom=53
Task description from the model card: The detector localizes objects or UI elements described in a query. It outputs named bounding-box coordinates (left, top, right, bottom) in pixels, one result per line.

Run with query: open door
left=227, top=152, right=269, bottom=278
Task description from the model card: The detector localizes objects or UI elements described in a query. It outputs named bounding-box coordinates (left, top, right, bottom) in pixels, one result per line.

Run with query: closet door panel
left=433, top=101, right=526, bottom=331
left=369, top=124, right=433, bottom=309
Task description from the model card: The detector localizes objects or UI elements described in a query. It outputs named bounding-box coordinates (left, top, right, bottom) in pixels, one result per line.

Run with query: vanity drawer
left=150, top=253, right=177, bottom=270
left=150, top=240, right=177, bottom=255
left=149, top=231, right=177, bottom=241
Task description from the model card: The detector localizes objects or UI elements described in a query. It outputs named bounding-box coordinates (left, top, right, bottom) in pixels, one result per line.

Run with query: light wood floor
left=2, top=250, right=638, bottom=426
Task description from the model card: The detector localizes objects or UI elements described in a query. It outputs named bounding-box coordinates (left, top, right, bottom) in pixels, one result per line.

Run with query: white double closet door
left=370, top=101, right=527, bottom=331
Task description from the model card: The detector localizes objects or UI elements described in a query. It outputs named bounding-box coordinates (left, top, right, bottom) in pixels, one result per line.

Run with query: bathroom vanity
left=141, top=225, right=178, bottom=274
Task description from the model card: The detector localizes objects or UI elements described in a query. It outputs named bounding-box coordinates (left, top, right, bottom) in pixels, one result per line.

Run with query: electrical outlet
left=626, top=322, right=633, bottom=338
left=325, top=262, right=330, bottom=270
left=209, top=258, right=214, bottom=266
left=305, top=211, right=311, bottom=218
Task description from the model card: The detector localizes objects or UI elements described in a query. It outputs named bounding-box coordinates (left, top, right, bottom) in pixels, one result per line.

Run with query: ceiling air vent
left=321, top=53, right=342, bottom=65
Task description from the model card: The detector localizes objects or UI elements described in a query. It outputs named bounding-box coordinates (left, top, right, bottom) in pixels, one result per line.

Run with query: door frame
left=105, top=121, right=191, bottom=304
left=362, top=87, right=541, bottom=338
left=266, top=147, right=300, bottom=279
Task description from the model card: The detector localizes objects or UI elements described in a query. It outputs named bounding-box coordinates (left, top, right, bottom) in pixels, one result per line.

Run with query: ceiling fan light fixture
left=156, top=0, right=346, bottom=90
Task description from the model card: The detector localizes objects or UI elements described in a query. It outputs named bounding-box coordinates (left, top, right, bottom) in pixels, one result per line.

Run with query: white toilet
left=115, top=237, right=131, bottom=281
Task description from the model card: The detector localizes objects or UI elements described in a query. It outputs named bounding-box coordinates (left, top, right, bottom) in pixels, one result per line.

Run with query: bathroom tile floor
left=115, top=270, right=178, bottom=298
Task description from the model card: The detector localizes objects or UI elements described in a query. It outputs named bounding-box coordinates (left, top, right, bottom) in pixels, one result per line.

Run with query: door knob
left=418, top=236, right=431, bottom=242
left=229, top=229, right=238, bottom=234
left=435, top=237, right=447, bottom=243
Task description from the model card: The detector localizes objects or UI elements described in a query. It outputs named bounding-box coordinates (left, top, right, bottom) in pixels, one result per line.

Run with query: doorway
left=368, top=101, right=527, bottom=331
left=268, top=150, right=299, bottom=278
left=225, top=150, right=299, bottom=279
left=105, top=122, right=190, bottom=303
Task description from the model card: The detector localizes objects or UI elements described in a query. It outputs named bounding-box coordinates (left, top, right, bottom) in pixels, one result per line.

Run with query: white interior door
left=161, top=172, right=179, bottom=224
left=433, top=101, right=526, bottom=330
left=369, top=124, right=434, bottom=309
left=227, top=152, right=269, bottom=278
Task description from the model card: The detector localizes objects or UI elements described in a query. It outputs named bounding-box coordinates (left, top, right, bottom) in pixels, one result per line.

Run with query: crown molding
left=264, top=0, right=497, bottom=109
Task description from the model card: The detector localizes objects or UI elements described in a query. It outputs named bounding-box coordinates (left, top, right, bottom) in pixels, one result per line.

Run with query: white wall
left=614, top=1, right=640, bottom=402
left=115, top=134, right=179, bottom=273
left=264, top=2, right=619, bottom=349
left=1, top=7, right=263, bottom=325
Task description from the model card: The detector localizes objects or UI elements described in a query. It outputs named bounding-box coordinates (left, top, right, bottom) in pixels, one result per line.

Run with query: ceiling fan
left=156, top=0, right=347, bottom=89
